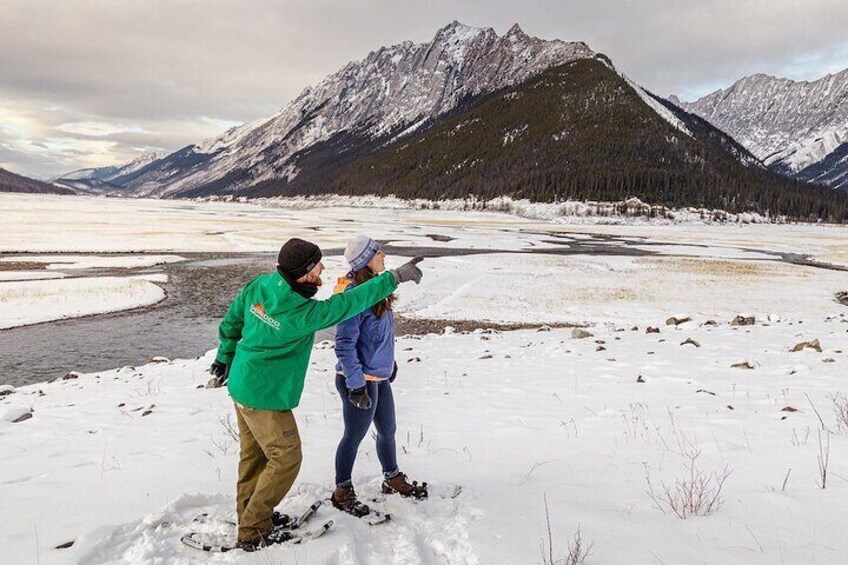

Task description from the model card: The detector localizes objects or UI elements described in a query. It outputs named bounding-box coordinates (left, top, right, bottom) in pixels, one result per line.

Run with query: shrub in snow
left=831, top=393, right=848, bottom=433
left=540, top=497, right=594, bottom=565
left=645, top=450, right=731, bottom=519
left=816, top=430, right=831, bottom=490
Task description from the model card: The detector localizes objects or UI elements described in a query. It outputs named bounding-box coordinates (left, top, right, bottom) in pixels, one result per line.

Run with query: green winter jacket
left=216, top=270, right=398, bottom=410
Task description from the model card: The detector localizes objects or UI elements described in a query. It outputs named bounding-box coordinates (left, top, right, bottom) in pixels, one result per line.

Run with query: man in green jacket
left=210, top=238, right=423, bottom=551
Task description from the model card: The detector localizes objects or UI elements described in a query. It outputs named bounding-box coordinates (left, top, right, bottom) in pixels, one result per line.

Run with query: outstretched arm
left=285, top=272, right=398, bottom=337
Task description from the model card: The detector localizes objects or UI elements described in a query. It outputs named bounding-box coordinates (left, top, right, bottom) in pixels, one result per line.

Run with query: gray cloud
left=2, top=0, right=847, bottom=178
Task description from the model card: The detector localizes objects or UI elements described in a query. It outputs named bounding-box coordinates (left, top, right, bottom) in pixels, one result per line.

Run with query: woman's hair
left=352, top=266, right=395, bottom=317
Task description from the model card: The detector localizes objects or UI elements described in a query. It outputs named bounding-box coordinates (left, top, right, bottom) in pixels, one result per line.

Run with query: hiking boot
left=331, top=484, right=371, bottom=517
left=236, top=527, right=295, bottom=552
left=382, top=472, right=428, bottom=499
left=236, top=538, right=261, bottom=552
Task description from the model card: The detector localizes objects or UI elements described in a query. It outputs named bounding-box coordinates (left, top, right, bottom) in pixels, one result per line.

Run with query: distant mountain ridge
left=0, top=167, right=72, bottom=195
left=674, top=69, right=848, bottom=191
left=53, top=152, right=162, bottom=194
left=52, top=22, right=848, bottom=220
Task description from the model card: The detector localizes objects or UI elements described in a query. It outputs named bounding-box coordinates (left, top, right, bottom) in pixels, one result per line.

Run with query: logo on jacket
left=250, top=302, right=280, bottom=330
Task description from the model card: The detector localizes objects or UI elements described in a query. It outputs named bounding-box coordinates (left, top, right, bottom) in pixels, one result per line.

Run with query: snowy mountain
left=0, top=167, right=72, bottom=195
left=55, top=22, right=848, bottom=219
left=674, top=69, right=848, bottom=191
left=273, top=58, right=845, bottom=221
left=53, top=152, right=163, bottom=194
left=72, top=22, right=598, bottom=197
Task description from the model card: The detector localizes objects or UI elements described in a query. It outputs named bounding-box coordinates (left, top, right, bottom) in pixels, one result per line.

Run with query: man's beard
left=297, top=276, right=322, bottom=298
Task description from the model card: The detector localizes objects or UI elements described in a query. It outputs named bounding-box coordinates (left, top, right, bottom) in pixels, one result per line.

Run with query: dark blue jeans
left=334, top=374, right=398, bottom=487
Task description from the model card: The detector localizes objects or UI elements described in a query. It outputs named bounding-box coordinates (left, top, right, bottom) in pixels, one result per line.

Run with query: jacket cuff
left=345, top=372, right=367, bottom=390
left=383, top=271, right=399, bottom=291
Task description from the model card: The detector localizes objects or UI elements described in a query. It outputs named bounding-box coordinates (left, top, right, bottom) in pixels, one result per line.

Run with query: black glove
left=390, top=257, right=424, bottom=285
left=208, top=360, right=229, bottom=387
left=389, top=361, right=398, bottom=383
left=348, top=386, right=372, bottom=410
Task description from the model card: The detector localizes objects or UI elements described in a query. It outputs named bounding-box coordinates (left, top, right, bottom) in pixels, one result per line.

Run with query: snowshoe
left=181, top=499, right=331, bottom=553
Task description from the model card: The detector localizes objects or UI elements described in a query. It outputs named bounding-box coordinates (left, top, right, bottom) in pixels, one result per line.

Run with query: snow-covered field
left=2, top=193, right=846, bottom=329
left=2, top=316, right=847, bottom=564
left=396, top=253, right=847, bottom=325
left=1, top=193, right=848, bottom=564
left=2, top=193, right=846, bottom=267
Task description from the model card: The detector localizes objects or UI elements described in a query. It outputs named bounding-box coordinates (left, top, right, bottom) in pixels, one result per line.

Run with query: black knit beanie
left=277, top=238, right=322, bottom=279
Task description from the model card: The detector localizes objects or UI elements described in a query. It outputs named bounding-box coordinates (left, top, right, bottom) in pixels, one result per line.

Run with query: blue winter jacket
left=334, top=276, right=396, bottom=390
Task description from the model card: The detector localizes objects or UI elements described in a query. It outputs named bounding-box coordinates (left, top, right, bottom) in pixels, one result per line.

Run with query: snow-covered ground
left=0, top=193, right=554, bottom=254
left=395, top=253, right=847, bottom=325
left=0, top=275, right=168, bottom=330
left=1, top=314, right=847, bottom=564
left=0, top=270, right=68, bottom=282
left=2, top=193, right=848, bottom=564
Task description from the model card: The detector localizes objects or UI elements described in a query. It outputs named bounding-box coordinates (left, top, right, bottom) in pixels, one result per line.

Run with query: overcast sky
left=2, top=0, right=847, bottom=179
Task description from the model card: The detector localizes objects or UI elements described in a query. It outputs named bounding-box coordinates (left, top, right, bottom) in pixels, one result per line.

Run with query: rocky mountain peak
left=676, top=67, right=848, bottom=190
left=505, top=23, right=528, bottom=41
left=84, top=21, right=597, bottom=197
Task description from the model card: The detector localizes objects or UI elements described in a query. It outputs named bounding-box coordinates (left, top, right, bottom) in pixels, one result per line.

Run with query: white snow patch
left=0, top=270, right=68, bottom=282
left=0, top=404, right=31, bottom=423
left=621, top=73, right=692, bottom=137
left=0, top=254, right=184, bottom=270
left=0, top=275, right=167, bottom=329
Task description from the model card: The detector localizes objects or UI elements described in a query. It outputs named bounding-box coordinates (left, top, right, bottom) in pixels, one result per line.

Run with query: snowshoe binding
left=382, top=472, right=428, bottom=500
left=331, top=485, right=371, bottom=518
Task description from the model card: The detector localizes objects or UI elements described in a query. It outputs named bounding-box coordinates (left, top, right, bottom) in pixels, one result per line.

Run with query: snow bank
left=0, top=275, right=167, bottom=329
left=0, top=404, right=31, bottom=423
left=251, top=194, right=779, bottom=225
left=0, top=270, right=68, bottom=282
left=1, top=254, right=185, bottom=270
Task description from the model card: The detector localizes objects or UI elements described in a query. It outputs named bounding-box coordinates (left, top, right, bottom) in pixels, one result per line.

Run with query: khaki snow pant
left=234, top=402, right=302, bottom=542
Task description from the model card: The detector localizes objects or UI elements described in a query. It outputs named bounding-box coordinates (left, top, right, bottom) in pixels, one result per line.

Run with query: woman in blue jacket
left=331, top=235, right=427, bottom=516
